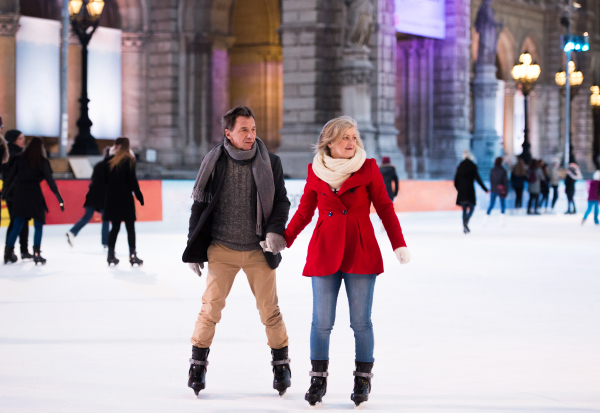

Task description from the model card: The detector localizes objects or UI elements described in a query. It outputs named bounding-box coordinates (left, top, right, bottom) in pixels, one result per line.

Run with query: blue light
left=564, top=42, right=575, bottom=52
left=582, top=44, right=589, bottom=51
left=575, top=44, right=581, bottom=50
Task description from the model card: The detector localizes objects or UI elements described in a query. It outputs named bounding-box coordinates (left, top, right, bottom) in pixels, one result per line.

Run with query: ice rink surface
left=1, top=209, right=599, bottom=412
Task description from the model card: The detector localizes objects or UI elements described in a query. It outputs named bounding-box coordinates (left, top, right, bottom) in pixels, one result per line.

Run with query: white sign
left=394, top=0, right=446, bottom=40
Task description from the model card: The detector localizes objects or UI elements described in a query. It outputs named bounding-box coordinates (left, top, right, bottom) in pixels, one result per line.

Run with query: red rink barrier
left=36, top=180, right=162, bottom=225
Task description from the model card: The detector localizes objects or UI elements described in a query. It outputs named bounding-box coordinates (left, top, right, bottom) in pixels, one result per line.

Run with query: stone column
left=503, top=82, right=515, bottom=156
left=0, top=14, right=19, bottom=130
left=341, top=46, right=377, bottom=155
left=370, top=0, right=406, bottom=177
left=431, top=0, right=472, bottom=178
left=278, top=0, right=343, bottom=178
left=471, top=64, right=501, bottom=177
left=122, top=32, right=147, bottom=151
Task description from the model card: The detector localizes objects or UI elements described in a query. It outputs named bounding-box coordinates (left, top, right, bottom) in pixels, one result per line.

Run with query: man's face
left=15, top=133, right=25, bottom=149
left=225, top=116, right=256, bottom=151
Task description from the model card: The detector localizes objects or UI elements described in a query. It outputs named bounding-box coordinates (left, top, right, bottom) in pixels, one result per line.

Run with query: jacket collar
left=312, top=161, right=368, bottom=200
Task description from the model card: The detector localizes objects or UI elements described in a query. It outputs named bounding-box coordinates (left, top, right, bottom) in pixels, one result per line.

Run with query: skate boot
left=33, top=246, right=46, bottom=265
left=129, top=251, right=143, bottom=266
left=305, top=360, right=328, bottom=406
left=271, top=346, right=291, bottom=396
left=188, top=346, right=209, bottom=395
left=21, top=247, right=33, bottom=260
left=4, top=246, right=18, bottom=264
left=351, top=361, right=374, bottom=407
left=107, top=248, right=119, bottom=266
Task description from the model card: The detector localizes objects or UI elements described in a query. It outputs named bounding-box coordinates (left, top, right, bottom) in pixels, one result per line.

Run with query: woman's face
left=328, top=127, right=357, bottom=159
left=15, top=133, right=25, bottom=148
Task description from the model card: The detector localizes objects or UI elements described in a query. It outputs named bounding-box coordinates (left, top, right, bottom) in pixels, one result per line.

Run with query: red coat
left=285, top=158, right=407, bottom=276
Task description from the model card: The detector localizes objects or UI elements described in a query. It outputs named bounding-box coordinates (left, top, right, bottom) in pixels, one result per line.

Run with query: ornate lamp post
left=68, top=0, right=105, bottom=155
left=591, top=85, right=600, bottom=168
left=511, top=52, right=541, bottom=164
left=555, top=61, right=583, bottom=164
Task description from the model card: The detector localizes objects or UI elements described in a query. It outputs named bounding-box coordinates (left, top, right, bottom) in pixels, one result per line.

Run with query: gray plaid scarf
left=191, top=137, right=274, bottom=236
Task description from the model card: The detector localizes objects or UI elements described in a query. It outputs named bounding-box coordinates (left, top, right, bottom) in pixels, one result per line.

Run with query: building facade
left=0, top=0, right=598, bottom=178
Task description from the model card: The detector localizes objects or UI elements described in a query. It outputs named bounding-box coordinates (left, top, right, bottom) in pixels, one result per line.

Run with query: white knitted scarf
left=312, top=146, right=367, bottom=190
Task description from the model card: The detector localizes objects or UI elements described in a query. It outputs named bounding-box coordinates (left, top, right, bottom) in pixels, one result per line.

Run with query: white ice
left=1, top=208, right=599, bottom=412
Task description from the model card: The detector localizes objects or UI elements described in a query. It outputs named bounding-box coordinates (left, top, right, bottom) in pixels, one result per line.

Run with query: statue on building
left=344, top=0, right=375, bottom=49
left=475, top=0, right=503, bottom=65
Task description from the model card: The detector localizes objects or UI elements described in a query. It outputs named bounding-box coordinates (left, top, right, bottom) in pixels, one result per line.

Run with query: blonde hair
left=108, top=137, right=135, bottom=171
left=462, top=149, right=474, bottom=161
left=314, top=116, right=364, bottom=156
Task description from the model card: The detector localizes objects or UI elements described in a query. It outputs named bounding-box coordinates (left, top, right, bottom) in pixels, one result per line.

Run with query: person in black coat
left=510, top=158, right=527, bottom=212
left=66, top=148, right=110, bottom=248
left=485, top=157, right=509, bottom=219
left=103, top=137, right=144, bottom=266
left=564, top=163, right=582, bottom=214
left=2, top=129, right=33, bottom=259
left=378, top=156, right=399, bottom=202
left=454, top=150, right=488, bottom=233
left=3, top=137, right=64, bottom=264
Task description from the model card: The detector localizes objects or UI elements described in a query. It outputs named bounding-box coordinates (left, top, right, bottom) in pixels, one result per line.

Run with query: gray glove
left=188, top=262, right=205, bottom=277
left=265, top=232, right=286, bottom=255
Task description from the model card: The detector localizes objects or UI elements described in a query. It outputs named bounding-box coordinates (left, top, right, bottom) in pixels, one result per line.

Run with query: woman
left=510, top=158, right=527, bottom=213
left=284, top=116, right=411, bottom=407
left=581, top=170, right=600, bottom=225
left=103, top=137, right=144, bottom=266
left=3, top=137, right=64, bottom=264
left=565, top=163, right=582, bottom=214
left=454, top=150, right=488, bottom=233
left=3, top=129, right=32, bottom=260
left=548, top=159, right=561, bottom=212
left=539, top=160, right=550, bottom=213
left=66, top=147, right=110, bottom=248
left=485, top=157, right=508, bottom=222
left=526, top=159, right=544, bottom=215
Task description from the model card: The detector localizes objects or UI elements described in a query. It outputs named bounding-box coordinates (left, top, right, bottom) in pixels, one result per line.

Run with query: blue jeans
left=487, top=192, right=506, bottom=214
left=69, top=207, right=110, bottom=246
left=583, top=200, right=599, bottom=223
left=311, top=271, right=376, bottom=363
left=7, top=216, right=43, bottom=248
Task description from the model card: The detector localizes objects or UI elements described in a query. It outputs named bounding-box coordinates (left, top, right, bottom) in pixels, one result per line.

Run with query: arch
left=496, top=28, right=515, bottom=81
left=520, top=34, right=542, bottom=68
left=115, top=0, right=148, bottom=32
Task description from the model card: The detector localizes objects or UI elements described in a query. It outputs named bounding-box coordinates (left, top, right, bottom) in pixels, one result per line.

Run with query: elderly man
left=182, top=106, right=291, bottom=396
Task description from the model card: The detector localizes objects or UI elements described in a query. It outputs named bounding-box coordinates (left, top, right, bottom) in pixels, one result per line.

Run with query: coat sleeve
left=129, top=162, right=144, bottom=205
left=188, top=200, right=204, bottom=241
left=475, top=167, right=488, bottom=192
left=368, top=159, right=407, bottom=250
left=265, top=155, right=291, bottom=236
left=42, top=160, right=63, bottom=205
left=284, top=165, right=318, bottom=248
left=1, top=156, right=18, bottom=200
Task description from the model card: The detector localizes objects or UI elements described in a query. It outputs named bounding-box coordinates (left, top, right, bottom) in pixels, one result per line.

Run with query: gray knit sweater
left=211, top=157, right=261, bottom=251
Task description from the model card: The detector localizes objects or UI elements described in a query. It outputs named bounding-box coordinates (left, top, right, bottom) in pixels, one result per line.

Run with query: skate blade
left=354, top=401, right=367, bottom=409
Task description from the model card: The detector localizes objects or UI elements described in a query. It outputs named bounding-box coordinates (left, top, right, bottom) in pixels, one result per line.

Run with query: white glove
left=394, top=247, right=411, bottom=264
left=188, top=262, right=205, bottom=277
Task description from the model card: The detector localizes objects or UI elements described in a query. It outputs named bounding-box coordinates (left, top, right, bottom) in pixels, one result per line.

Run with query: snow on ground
left=0, top=209, right=599, bottom=413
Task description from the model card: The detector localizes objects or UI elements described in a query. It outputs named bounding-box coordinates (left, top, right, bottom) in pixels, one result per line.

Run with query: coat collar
left=311, top=160, right=369, bottom=200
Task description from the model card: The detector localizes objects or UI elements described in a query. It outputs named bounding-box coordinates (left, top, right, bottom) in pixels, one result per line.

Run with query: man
left=182, top=106, right=291, bottom=396
left=378, top=156, right=399, bottom=202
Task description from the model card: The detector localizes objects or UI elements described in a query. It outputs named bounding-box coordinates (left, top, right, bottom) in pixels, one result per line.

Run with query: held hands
left=394, top=247, right=411, bottom=264
left=188, top=262, right=204, bottom=277
left=261, top=232, right=287, bottom=255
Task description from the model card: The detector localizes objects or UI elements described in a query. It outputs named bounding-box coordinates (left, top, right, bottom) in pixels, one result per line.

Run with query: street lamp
left=68, top=0, right=105, bottom=155
left=555, top=61, right=583, bottom=164
left=511, top=52, right=541, bottom=164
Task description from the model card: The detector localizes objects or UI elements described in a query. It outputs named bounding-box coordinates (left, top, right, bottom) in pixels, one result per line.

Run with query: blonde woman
left=284, top=116, right=411, bottom=407
left=103, top=137, right=144, bottom=266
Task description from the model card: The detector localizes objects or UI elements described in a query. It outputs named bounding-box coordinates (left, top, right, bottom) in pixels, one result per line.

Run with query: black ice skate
left=21, top=248, right=33, bottom=260
left=33, top=247, right=46, bottom=265
left=188, top=346, right=209, bottom=395
left=350, top=361, right=374, bottom=407
left=107, top=248, right=119, bottom=266
left=271, top=346, right=291, bottom=396
left=4, top=246, right=18, bottom=264
left=129, top=251, right=143, bottom=266
left=305, top=360, right=328, bottom=406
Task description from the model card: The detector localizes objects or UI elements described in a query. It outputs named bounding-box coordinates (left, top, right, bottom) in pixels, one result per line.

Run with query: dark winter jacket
left=540, top=168, right=550, bottom=195
left=1, top=155, right=62, bottom=224
left=182, top=150, right=290, bottom=270
left=84, top=160, right=107, bottom=211
left=510, top=172, right=527, bottom=191
left=102, top=156, right=144, bottom=222
left=379, top=164, right=399, bottom=201
left=1, top=142, right=23, bottom=179
left=489, top=165, right=508, bottom=196
left=454, top=159, right=488, bottom=206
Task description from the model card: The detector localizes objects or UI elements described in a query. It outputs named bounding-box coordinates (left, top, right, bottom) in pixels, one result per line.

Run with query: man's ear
left=224, top=129, right=232, bottom=141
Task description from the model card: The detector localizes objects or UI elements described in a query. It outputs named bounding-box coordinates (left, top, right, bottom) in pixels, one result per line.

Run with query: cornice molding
left=0, top=14, right=19, bottom=37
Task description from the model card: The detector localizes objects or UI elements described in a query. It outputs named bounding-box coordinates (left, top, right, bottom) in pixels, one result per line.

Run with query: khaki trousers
left=191, top=244, right=289, bottom=349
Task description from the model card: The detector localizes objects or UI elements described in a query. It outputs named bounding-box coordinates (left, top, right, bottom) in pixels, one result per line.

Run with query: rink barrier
left=0, top=179, right=591, bottom=226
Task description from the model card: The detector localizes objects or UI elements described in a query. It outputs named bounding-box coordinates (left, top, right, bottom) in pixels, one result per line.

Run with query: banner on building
left=394, top=0, right=446, bottom=39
